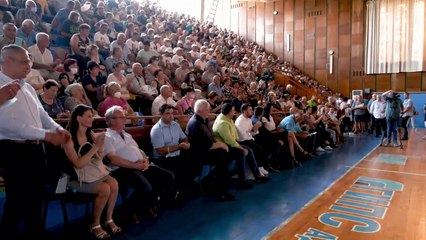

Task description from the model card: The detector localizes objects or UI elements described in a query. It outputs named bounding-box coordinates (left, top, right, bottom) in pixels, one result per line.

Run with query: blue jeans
left=386, top=118, right=400, bottom=144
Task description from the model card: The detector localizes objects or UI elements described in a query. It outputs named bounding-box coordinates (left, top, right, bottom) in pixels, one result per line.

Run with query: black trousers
left=154, top=154, right=196, bottom=192
left=297, top=134, right=316, bottom=153
left=239, top=140, right=267, bottom=167
left=111, top=165, right=174, bottom=208
left=197, top=148, right=232, bottom=194
left=110, top=168, right=154, bottom=212
left=0, top=142, right=46, bottom=240
left=375, top=118, right=387, bottom=137
left=142, top=164, right=176, bottom=203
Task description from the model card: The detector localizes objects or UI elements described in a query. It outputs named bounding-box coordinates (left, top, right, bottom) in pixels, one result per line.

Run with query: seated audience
left=93, top=22, right=111, bottom=60
left=58, top=58, right=79, bottom=98
left=28, top=32, right=61, bottom=80
left=0, top=23, right=27, bottom=49
left=50, top=0, right=75, bottom=33
left=98, top=82, right=134, bottom=117
left=207, top=75, right=223, bottom=98
left=60, top=11, right=80, bottom=44
left=186, top=99, right=235, bottom=201
left=64, top=83, right=92, bottom=111
left=104, top=46, right=123, bottom=74
left=104, top=106, right=176, bottom=223
left=15, top=0, right=41, bottom=29
left=126, top=62, right=156, bottom=115
left=38, top=80, right=69, bottom=118
left=213, top=103, right=270, bottom=189
left=81, top=60, right=106, bottom=109
left=69, top=23, right=92, bottom=76
left=207, top=91, right=223, bottom=114
left=279, top=111, right=314, bottom=166
left=151, top=85, right=176, bottom=115
left=150, top=104, right=194, bottom=193
left=25, top=61, right=45, bottom=94
left=235, top=104, right=270, bottom=176
left=63, top=104, right=121, bottom=239
left=110, top=32, right=132, bottom=64
left=17, top=19, right=36, bottom=47
left=106, top=61, right=130, bottom=100
left=176, top=87, right=195, bottom=115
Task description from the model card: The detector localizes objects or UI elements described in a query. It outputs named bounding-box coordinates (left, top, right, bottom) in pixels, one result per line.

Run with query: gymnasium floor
left=1, top=129, right=424, bottom=240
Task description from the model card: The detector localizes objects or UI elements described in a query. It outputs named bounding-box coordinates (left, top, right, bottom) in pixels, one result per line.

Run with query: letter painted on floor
left=351, top=185, right=395, bottom=199
left=354, top=177, right=404, bottom=191
left=295, top=228, right=338, bottom=240
left=331, top=199, right=387, bottom=219
left=341, top=190, right=391, bottom=206
left=319, top=212, right=381, bottom=233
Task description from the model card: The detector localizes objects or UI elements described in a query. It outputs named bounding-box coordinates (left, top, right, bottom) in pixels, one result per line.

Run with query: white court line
left=262, top=143, right=381, bottom=239
left=347, top=166, right=426, bottom=177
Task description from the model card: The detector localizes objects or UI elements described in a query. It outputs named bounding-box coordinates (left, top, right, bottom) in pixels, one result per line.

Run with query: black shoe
left=237, top=181, right=254, bottom=190
left=401, top=137, right=408, bottom=140
left=218, top=192, right=236, bottom=201
left=254, top=176, right=271, bottom=184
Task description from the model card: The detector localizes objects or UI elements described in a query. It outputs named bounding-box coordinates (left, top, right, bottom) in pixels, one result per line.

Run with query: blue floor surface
left=0, top=134, right=380, bottom=240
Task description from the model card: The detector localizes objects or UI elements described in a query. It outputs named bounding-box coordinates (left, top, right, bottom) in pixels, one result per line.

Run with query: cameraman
left=382, top=90, right=403, bottom=146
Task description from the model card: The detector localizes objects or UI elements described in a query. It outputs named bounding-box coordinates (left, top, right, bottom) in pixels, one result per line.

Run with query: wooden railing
left=54, top=111, right=290, bottom=130
left=274, top=73, right=320, bottom=99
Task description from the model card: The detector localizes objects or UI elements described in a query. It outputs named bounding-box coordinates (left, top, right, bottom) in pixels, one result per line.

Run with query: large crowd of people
left=0, top=0, right=416, bottom=239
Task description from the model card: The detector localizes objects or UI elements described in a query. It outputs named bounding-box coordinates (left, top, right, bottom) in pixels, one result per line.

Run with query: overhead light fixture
left=273, top=10, right=278, bottom=15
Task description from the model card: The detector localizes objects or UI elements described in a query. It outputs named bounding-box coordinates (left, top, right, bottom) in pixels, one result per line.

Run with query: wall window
left=365, top=0, right=425, bottom=74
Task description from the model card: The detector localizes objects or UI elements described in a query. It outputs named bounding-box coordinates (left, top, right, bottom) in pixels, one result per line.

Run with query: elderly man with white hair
left=17, top=19, right=36, bottom=47
left=103, top=105, right=176, bottom=222
left=0, top=23, right=27, bottom=49
left=28, top=32, right=61, bottom=79
left=151, top=85, right=176, bottom=115
left=185, top=99, right=235, bottom=201
left=15, top=0, right=40, bottom=28
left=110, top=33, right=132, bottom=63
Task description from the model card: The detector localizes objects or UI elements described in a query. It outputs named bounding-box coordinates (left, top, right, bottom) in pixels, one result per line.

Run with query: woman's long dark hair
left=263, top=103, right=272, bottom=121
left=66, top=104, right=94, bottom=147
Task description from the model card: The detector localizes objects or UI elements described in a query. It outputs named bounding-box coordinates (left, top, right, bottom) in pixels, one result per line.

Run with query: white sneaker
left=324, top=146, right=333, bottom=150
left=316, top=146, right=325, bottom=152
left=393, top=143, right=399, bottom=147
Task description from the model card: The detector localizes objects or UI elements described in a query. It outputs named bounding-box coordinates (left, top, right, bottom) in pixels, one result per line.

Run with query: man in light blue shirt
left=17, top=19, right=37, bottom=47
left=0, top=44, right=69, bottom=239
left=150, top=104, right=194, bottom=192
left=207, top=75, right=223, bottom=98
left=278, top=111, right=315, bottom=164
left=279, top=113, right=303, bottom=133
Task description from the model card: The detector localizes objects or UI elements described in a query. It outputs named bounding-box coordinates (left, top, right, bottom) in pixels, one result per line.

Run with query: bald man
left=0, top=44, right=69, bottom=239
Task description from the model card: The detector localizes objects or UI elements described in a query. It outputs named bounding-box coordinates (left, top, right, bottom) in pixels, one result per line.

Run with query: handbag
left=75, top=142, right=110, bottom=183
